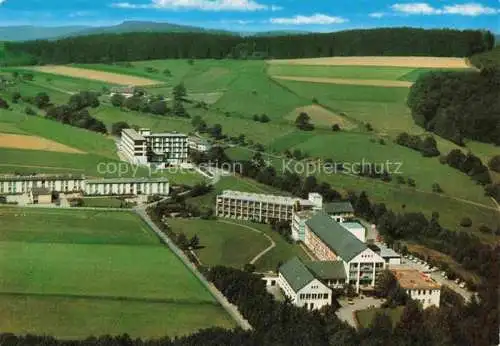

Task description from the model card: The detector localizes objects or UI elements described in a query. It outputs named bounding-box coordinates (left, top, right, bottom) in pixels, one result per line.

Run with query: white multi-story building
left=120, top=128, right=188, bottom=167
left=278, top=257, right=332, bottom=311
left=340, top=222, right=366, bottom=243
left=291, top=209, right=317, bottom=242
left=391, top=269, right=441, bottom=309
left=215, top=190, right=323, bottom=223
left=304, top=212, right=385, bottom=293
left=0, top=175, right=169, bottom=197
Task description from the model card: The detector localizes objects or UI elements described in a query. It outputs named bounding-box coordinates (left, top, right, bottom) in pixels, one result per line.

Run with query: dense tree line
left=442, top=149, right=491, bottom=185
left=45, top=91, right=107, bottom=134
left=470, top=45, right=500, bottom=69
left=395, top=133, right=440, bottom=157
left=3, top=28, right=494, bottom=65
left=407, top=68, right=500, bottom=145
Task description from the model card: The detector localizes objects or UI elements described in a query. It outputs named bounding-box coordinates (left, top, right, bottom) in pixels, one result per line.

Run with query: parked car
left=459, top=282, right=466, bottom=288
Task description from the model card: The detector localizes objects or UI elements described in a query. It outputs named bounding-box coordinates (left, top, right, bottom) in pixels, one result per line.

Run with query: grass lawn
left=81, top=197, right=128, bottom=208
left=167, top=218, right=270, bottom=268
left=355, top=306, right=404, bottom=329
left=0, top=208, right=157, bottom=245
left=0, top=207, right=235, bottom=338
left=0, top=294, right=233, bottom=339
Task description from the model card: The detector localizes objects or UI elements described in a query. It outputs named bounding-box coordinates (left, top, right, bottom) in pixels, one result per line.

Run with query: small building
left=188, top=136, right=212, bottom=153
left=278, top=257, right=332, bottom=311
left=391, top=268, right=441, bottom=309
left=340, top=222, right=366, bottom=243
left=323, top=201, right=354, bottom=222
left=369, top=243, right=402, bottom=265
left=30, top=187, right=52, bottom=204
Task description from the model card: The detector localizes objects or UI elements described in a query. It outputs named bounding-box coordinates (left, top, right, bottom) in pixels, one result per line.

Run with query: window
left=323, top=294, right=329, bottom=299
left=306, top=294, right=311, bottom=299
left=299, top=294, right=304, bottom=299
left=312, top=294, right=317, bottom=299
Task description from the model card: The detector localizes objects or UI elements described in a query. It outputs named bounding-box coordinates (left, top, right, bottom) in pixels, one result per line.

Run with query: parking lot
left=336, top=296, right=384, bottom=328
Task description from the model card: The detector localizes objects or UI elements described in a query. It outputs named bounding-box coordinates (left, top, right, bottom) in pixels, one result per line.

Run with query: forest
left=407, top=68, right=500, bottom=145
left=2, top=28, right=495, bottom=65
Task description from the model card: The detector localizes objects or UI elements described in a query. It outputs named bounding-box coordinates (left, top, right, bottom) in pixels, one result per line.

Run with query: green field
left=268, top=65, right=416, bottom=80
left=0, top=207, right=235, bottom=338
left=167, top=218, right=308, bottom=271
left=355, top=306, right=405, bottom=328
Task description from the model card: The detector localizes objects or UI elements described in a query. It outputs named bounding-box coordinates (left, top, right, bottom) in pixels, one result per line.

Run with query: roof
left=391, top=269, right=440, bottom=290
left=0, top=175, right=85, bottom=182
left=86, top=177, right=169, bottom=184
left=31, top=187, right=51, bottom=196
left=305, top=211, right=367, bottom=262
left=323, top=201, right=354, bottom=214
left=305, top=261, right=346, bottom=280
left=122, top=128, right=145, bottom=141
left=279, top=257, right=316, bottom=292
left=341, top=222, right=365, bottom=229
left=219, top=190, right=312, bottom=206
left=377, top=243, right=401, bottom=259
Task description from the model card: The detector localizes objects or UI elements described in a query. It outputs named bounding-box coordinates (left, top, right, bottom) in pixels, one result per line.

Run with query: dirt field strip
left=287, top=105, right=357, bottom=129
left=27, top=66, right=162, bottom=86
left=0, top=133, right=85, bottom=154
left=268, top=56, right=471, bottom=68
left=274, top=76, right=413, bottom=88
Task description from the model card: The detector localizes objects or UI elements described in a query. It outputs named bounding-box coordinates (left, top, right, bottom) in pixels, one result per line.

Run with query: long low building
left=216, top=190, right=323, bottom=223
left=0, top=175, right=169, bottom=197
left=391, top=268, right=441, bottom=309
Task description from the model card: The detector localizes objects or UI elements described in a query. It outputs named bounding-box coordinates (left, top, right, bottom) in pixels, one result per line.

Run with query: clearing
left=268, top=56, right=471, bottom=68
left=26, top=66, right=162, bottom=86
left=0, top=207, right=235, bottom=338
left=286, top=104, right=357, bottom=129
left=0, top=133, right=85, bottom=154
left=273, top=76, right=413, bottom=88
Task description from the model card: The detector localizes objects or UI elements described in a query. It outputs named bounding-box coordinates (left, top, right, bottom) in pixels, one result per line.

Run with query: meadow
left=167, top=218, right=309, bottom=271
left=355, top=306, right=405, bottom=328
left=0, top=207, right=235, bottom=338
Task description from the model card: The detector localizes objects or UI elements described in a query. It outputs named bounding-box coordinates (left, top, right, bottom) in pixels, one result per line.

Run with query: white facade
left=340, top=222, right=366, bottom=242
left=291, top=209, right=317, bottom=242
left=392, top=269, right=441, bottom=309
left=278, top=273, right=331, bottom=311
left=345, top=248, right=386, bottom=293
left=0, top=175, right=169, bottom=197
left=120, top=128, right=188, bottom=167
left=216, top=191, right=322, bottom=223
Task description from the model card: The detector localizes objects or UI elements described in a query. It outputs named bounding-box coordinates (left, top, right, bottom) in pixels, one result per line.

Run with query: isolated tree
left=110, top=93, right=126, bottom=107
left=331, top=124, right=341, bottom=131
left=111, top=121, right=130, bottom=136
left=460, top=217, right=472, bottom=228
left=259, top=114, right=270, bottom=123
left=150, top=100, right=168, bottom=115
left=0, top=97, right=9, bottom=109
left=189, top=235, right=200, bottom=249
left=176, top=233, right=188, bottom=249
left=488, top=155, right=500, bottom=173
left=295, top=112, right=314, bottom=131
left=11, top=92, right=21, bottom=104
left=173, top=82, right=187, bottom=101
left=34, top=92, right=50, bottom=109
left=432, top=183, right=443, bottom=193
left=172, top=100, right=188, bottom=117
left=163, top=68, right=172, bottom=77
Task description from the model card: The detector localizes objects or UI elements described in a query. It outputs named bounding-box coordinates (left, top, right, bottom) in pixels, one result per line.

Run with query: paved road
left=336, top=296, right=384, bottom=328
left=217, top=219, right=276, bottom=265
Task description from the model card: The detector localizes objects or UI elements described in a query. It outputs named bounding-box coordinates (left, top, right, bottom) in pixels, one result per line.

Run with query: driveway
left=336, top=296, right=384, bottom=328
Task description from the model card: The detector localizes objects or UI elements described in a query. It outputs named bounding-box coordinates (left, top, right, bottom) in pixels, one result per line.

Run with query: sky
left=0, top=0, right=498, bottom=32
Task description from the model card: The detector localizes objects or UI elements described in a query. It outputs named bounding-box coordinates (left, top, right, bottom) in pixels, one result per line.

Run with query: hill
left=0, top=25, right=88, bottom=41
left=470, top=45, right=500, bottom=69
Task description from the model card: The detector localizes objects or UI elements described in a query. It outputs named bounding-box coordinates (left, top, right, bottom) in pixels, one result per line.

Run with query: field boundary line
left=273, top=75, right=413, bottom=88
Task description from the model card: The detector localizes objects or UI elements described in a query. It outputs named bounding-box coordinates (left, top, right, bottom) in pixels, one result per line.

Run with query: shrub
left=459, top=217, right=472, bottom=228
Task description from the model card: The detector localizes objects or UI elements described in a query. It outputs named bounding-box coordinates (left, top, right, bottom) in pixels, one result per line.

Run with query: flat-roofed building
left=120, top=128, right=188, bottom=167
left=291, top=209, right=317, bottom=242
left=84, top=177, right=169, bottom=196
left=304, top=212, right=385, bottom=292
left=340, top=222, right=366, bottom=242
left=188, top=136, right=211, bottom=153
left=0, top=175, right=85, bottom=195
left=0, top=175, right=169, bottom=198
left=215, top=190, right=322, bottom=223
left=369, top=243, right=402, bottom=265
left=391, top=269, right=441, bottom=308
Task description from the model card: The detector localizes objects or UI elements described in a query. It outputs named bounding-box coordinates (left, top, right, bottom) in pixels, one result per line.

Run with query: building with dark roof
left=323, top=201, right=354, bottom=222
left=304, top=212, right=385, bottom=293
left=278, top=257, right=332, bottom=311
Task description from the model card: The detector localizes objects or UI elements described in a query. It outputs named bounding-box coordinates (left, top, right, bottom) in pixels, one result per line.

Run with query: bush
left=478, top=224, right=492, bottom=234
left=24, top=107, right=36, bottom=116
left=331, top=124, right=341, bottom=132
left=460, top=217, right=472, bottom=228
left=488, top=155, right=500, bottom=173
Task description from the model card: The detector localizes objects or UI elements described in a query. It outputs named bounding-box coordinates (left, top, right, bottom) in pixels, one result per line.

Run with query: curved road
left=217, top=219, right=276, bottom=265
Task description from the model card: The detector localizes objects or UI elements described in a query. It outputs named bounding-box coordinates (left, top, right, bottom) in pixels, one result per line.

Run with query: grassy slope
left=268, top=65, right=416, bottom=80
left=0, top=207, right=234, bottom=338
